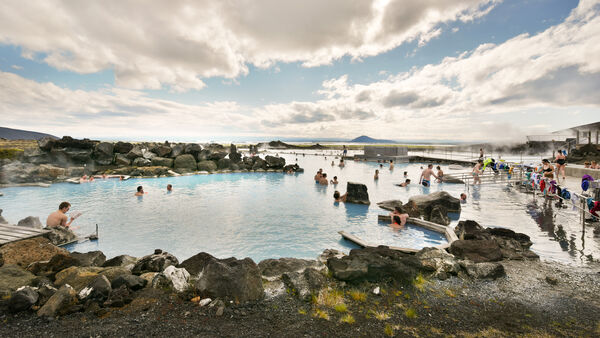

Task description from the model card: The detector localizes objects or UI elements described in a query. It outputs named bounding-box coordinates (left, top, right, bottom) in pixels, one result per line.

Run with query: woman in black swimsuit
left=555, top=149, right=566, bottom=181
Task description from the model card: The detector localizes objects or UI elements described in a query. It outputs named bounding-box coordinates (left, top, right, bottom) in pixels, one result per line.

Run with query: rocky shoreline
left=2, top=218, right=598, bottom=336
left=0, top=136, right=303, bottom=185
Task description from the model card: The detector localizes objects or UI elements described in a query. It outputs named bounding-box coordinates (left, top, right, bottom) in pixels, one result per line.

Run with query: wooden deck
left=0, top=224, right=50, bottom=245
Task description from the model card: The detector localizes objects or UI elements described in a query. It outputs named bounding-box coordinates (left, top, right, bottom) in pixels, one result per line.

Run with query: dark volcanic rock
left=264, top=155, right=285, bottom=168
left=126, top=146, right=143, bottom=160
left=111, top=274, right=147, bottom=291
left=152, top=145, right=172, bottom=157
left=0, top=265, right=36, bottom=297
left=102, top=255, right=137, bottom=268
left=197, top=160, right=217, bottom=172
left=455, top=220, right=487, bottom=240
left=428, top=205, right=450, bottom=225
left=82, top=275, right=112, bottom=302
left=103, top=285, right=132, bottom=308
left=326, top=246, right=425, bottom=283
left=184, top=143, right=203, bottom=157
left=178, top=252, right=214, bottom=276
left=44, top=227, right=77, bottom=246
left=376, top=200, right=404, bottom=212
left=113, top=141, right=134, bottom=154
left=409, top=191, right=461, bottom=214
left=27, top=253, right=80, bottom=279
left=345, top=182, right=370, bottom=205
left=449, top=240, right=503, bottom=263
left=460, top=261, right=506, bottom=279
left=282, top=268, right=326, bottom=300
left=9, top=286, right=39, bottom=312
left=173, top=154, right=197, bottom=171
left=229, top=144, right=242, bottom=163
left=17, top=216, right=43, bottom=229
left=132, top=250, right=179, bottom=274
left=258, top=258, right=322, bottom=278
left=114, top=153, right=131, bottom=166
left=71, top=251, right=106, bottom=267
left=151, top=157, right=174, bottom=167
left=217, top=158, right=231, bottom=169
left=94, top=142, right=114, bottom=157
left=170, top=144, right=185, bottom=158
left=208, top=152, right=227, bottom=161
left=52, top=136, right=97, bottom=149
left=132, top=157, right=151, bottom=167
left=190, top=253, right=264, bottom=302
left=37, top=284, right=78, bottom=317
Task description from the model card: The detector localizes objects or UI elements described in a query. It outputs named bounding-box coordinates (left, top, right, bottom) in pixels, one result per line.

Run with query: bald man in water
left=46, top=201, right=76, bottom=228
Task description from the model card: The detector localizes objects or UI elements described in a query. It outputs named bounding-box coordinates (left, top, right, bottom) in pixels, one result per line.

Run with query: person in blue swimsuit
left=419, top=164, right=439, bottom=187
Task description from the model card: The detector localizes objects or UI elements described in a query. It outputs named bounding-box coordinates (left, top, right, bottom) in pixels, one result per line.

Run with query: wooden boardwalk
left=0, top=224, right=50, bottom=245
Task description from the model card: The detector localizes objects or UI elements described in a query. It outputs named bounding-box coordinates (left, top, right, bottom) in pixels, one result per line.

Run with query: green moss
left=0, top=148, right=24, bottom=160
left=405, top=308, right=417, bottom=319
left=334, top=303, right=348, bottom=313
left=340, top=314, right=355, bottom=324
left=384, top=324, right=394, bottom=337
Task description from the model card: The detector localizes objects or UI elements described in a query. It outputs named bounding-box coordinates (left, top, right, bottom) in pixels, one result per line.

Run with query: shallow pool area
left=0, top=151, right=598, bottom=264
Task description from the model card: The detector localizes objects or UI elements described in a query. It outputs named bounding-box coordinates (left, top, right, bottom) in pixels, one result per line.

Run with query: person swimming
left=397, top=179, right=411, bottom=187
left=330, top=176, right=339, bottom=185
left=135, top=186, right=147, bottom=196
left=435, top=166, right=444, bottom=183
left=403, top=171, right=408, bottom=178
left=319, top=173, right=329, bottom=185
left=389, top=208, right=409, bottom=228
left=333, top=190, right=347, bottom=202
left=167, top=184, right=172, bottom=192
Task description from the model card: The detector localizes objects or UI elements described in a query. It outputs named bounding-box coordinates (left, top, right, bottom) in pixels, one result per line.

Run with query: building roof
left=554, top=121, right=600, bottom=133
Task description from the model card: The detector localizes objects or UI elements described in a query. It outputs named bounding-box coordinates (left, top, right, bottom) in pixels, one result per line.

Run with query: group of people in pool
left=314, top=168, right=339, bottom=186
left=134, top=184, right=172, bottom=196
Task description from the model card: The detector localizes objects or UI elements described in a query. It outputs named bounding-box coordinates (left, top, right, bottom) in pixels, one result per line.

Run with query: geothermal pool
left=0, top=152, right=597, bottom=264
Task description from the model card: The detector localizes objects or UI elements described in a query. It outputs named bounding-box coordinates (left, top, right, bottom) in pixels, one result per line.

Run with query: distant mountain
left=349, top=135, right=396, bottom=143
left=0, top=127, right=57, bottom=140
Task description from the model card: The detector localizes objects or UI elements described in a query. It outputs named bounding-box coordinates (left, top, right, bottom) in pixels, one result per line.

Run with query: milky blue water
left=0, top=151, right=596, bottom=264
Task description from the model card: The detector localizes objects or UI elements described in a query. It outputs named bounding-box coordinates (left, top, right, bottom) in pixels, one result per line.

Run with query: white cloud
left=0, top=0, right=498, bottom=91
left=10, top=65, right=22, bottom=70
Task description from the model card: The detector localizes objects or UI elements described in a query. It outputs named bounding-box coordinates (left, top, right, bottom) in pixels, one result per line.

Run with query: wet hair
left=59, top=202, right=70, bottom=210
left=542, top=159, right=549, bottom=163
left=322, top=173, right=327, bottom=178
left=436, top=166, right=441, bottom=170
left=428, top=164, right=433, bottom=168
left=333, top=191, right=340, bottom=199
left=394, top=206, right=403, bottom=213
left=167, top=184, right=172, bottom=189
left=393, top=215, right=401, bottom=225
left=333, top=176, right=337, bottom=180
left=406, top=179, right=411, bottom=183
left=403, top=171, right=408, bottom=175
left=460, top=193, right=467, bottom=199
left=137, top=186, right=143, bottom=192
left=375, top=169, right=379, bottom=173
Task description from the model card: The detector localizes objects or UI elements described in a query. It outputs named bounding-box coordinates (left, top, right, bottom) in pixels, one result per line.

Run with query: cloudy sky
left=1, top=0, right=599, bottom=142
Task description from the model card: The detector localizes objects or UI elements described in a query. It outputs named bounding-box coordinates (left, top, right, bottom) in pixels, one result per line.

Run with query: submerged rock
left=408, top=191, right=461, bottom=214
left=345, top=182, right=370, bottom=205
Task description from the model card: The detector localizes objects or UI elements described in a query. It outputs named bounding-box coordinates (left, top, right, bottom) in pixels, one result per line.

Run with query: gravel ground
left=1, top=260, right=599, bottom=337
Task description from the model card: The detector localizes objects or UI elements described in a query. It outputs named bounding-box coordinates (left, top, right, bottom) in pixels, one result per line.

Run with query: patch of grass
left=340, top=314, right=355, bottom=324
left=334, top=303, right=348, bottom=313
left=459, top=327, right=505, bottom=338
left=313, top=308, right=329, bottom=320
left=0, top=148, right=24, bottom=160
left=394, top=290, right=403, bottom=297
left=404, top=308, right=417, bottom=319
left=316, top=288, right=344, bottom=308
left=298, top=309, right=307, bottom=315
left=348, top=290, right=367, bottom=302
left=430, top=327, right=443, bottom=335
left=373, top=310, right=391, bottom=321
left=444, top=289, right=456, bottom=298
left=413, top=273, right=428, bottom=292
left=384, top=324, right=394, bottom=337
